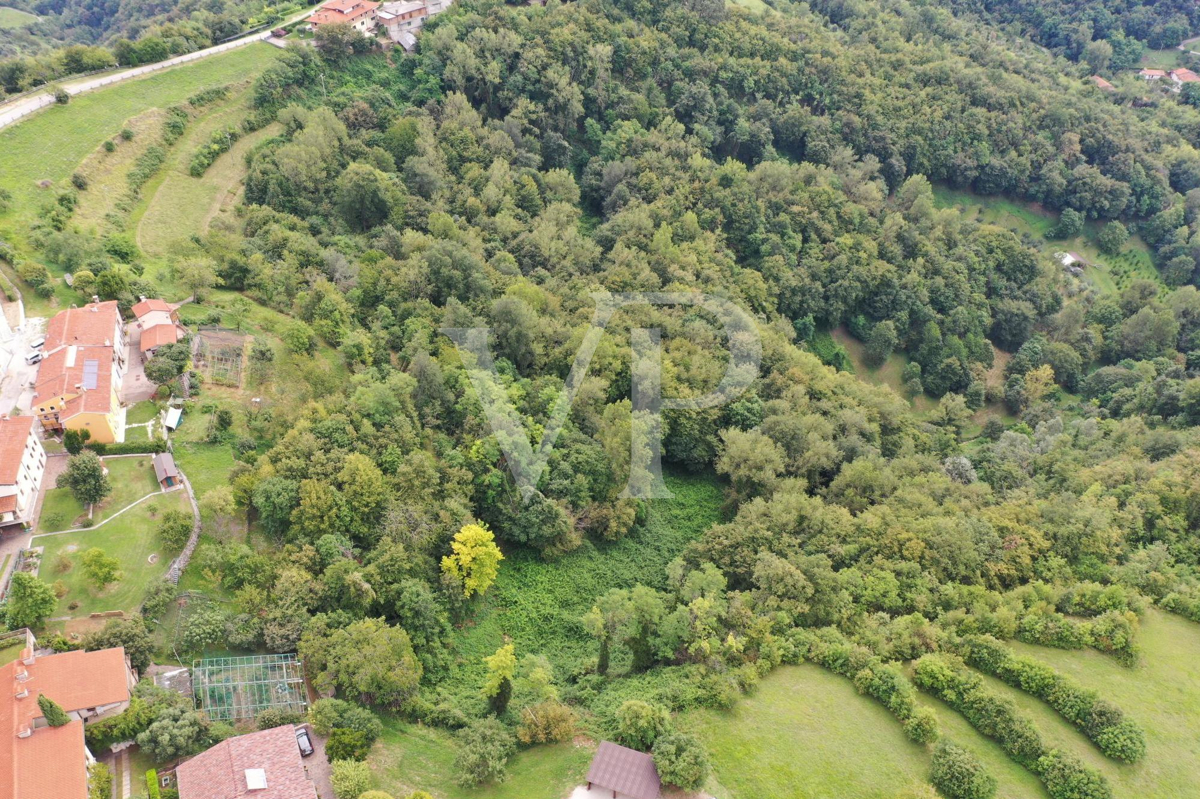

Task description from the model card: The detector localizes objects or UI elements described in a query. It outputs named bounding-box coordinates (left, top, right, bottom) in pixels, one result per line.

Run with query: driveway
left=299, top=725, right=334, bottom=799
left=0, top=318, right=46, bottom=414
left=121, top=325, right=156, bottom=404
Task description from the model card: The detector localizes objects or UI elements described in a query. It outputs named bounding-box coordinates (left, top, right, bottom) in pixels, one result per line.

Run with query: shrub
left=55, top=87, right=70, bottom=104
left=930, top=741, right=996, bottom=799
left=327, top=728, right=373, bottom=761
left=38, top=694, right=71, bottom=726
left=104, top=140, right=116, bottom=153
left=516, top=700, right=577, bottom=744
left=145, top=770, right=161, bottom=799
left=307, top=699, right=382, bottom=742
left=330, top=759, right=371, bottom=799
left=453, top=718, right=515, bottom=787
left=652, top=733, right=710, bottom=791
left=615, top=700, right=671, bottom=750
left=904, top=706, right=940, bottom=744
left=120, top=128, right=134, bottom=141
left=72, top=172, right=89, bottom=190
left=256, top=708, right=304, bottom=730
left=1037, top=750, right=1113, bottom=799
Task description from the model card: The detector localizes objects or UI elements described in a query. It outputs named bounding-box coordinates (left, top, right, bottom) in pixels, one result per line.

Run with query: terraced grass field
left=682, top=609, right=1200, bottom=799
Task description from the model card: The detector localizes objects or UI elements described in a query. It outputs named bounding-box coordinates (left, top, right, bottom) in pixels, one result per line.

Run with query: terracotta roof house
left=585, top=741, right=662, bottom=799
left=1089, top=75, right=1115, bottom=91
left=132, top=297, right=184, bottom=359
left=0, top=416, right=45, bottom=532
left=176, top=725, right=318, bottom=799
left=1170, top=68, right=1200, bottom=91
left=1140, top=68, right=1166, bottom=80
left=308, top=0, right=380, bottom=33
left=0, top=646, right=137, bottom=799
left=33, top=301, right=127, bottom=444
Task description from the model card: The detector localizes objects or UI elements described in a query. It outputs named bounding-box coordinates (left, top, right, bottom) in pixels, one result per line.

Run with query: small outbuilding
left=585, top=741, right=662, bottom=799
left=164, top=407, right=183, bottom=431
left=153, top=452, right=181, bottom=489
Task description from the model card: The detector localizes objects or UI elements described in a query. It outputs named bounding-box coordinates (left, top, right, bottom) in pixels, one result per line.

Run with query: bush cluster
left=959, top=636, right=1145, bottom=763
left=189, top=127, right=241, bottom=177
left=930, top=741, right=996, bottom=799
left=913, top=655, right=1112, bottom=799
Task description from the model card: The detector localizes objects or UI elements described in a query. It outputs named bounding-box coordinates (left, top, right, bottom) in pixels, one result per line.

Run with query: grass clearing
left=35, top=489, right=189, bottom=619
left=134, top=83, right=276, bottom=256
left=0, top=5, right=36, bottom=27
left=1139, top=49, right=1184, bottom=70
left=127, top=400, right=161, bottom=425
left=36, top=455, right=162, bottom=532
left=932, top=184, right=1162, bottom=296
left=369, top=718, right=594, bottom=799
left=442, top=471, right=724, bottom=694
left=70, top=108, right=167, bottom=236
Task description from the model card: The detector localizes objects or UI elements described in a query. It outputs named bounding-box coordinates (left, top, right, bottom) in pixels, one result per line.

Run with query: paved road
left=0, top=12, right=309, bottom=133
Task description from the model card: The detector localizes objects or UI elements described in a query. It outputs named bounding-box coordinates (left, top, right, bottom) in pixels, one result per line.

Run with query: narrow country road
left=0, top=8, right=309, bottom=132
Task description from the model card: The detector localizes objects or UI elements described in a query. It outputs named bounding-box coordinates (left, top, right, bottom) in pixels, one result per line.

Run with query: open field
left=69, top=108, right=167, bottom=236
left=36, top=489, right=189, bottom=620
left=1139, top=49, right=1184, bottom=70
left=0, top=6, right=37, bottom=27
left=37, top=455, right=163, bottom=532
left=370, top=718, right=594, bottom=799
left=134, top=80, right=277, bottom=256
left=932, top=185, right=1162, bottom=296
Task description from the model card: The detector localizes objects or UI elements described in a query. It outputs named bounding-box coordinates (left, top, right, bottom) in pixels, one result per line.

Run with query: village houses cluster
left=306, top=0, right=454, bottom=52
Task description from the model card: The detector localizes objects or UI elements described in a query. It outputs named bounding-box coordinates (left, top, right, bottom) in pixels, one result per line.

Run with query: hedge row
left=146, top=770, right=161, bottom=799
left=1161, top=590, right=1200, bottom=623
left=189, top=126, right=241, bottom=177
left=1055, top=583, right=1144, bottom=618
left=958, top=635, right=1145, bottom=763
left=792, top=628, right=939, bottom=744
left=1016, top=609, right=1140, bottom=666
left=85, top=438, right=168, bottom=455
left=913, top=655, right=1112, bottom=799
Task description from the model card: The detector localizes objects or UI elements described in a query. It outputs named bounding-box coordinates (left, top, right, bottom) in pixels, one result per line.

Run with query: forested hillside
left=4, top=0, right=1200, bottom=796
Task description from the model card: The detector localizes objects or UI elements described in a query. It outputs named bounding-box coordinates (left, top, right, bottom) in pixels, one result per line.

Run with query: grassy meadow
left=36, top=489, right=190, bottom=619
left=931, top=184, right=1163, bottom=297
left=0, top=5, right=36, bottom=27
left=37, top=455, right=162, bottom=532
left=370, top=718, right=594, bottom=799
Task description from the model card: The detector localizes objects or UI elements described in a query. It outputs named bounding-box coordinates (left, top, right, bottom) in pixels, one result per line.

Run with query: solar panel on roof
left=82, top=359, right=99, bottom=390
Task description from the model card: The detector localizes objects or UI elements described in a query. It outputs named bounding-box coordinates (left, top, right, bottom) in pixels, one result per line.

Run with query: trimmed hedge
left=85, top=438, right=168, bottom=456
left=146, top=770, right=161, bottom=799
left=959, top=635, right=1145, bottom=763
left=1016, top=608, right=1140, bottom=666
left=913, top=655, right=1112, bottom=799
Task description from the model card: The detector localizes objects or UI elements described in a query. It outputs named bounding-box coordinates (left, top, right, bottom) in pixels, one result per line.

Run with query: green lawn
left=0, top=637, right=26, bottom=665
left=0, top=5, right=37, bottom=27
left=173, top=440, right=236, bottom=501
left=1139, top=49, right=1184, bottom=70
left=931, top=184, right=1162, bottom=297
left=35, top=490, right=189, bottom=619
left=37, top=455, right=162, bottom=532
left=369, top=718, right=594, bottom=799
left=127, top=401, right=161, bottom=425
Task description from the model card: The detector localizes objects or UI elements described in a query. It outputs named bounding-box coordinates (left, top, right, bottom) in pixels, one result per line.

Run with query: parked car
left=296, top=726, right=314, bottom=757
left=29, top=336, right=45, bottom=349
left=24, top=352, right=43, bottom=365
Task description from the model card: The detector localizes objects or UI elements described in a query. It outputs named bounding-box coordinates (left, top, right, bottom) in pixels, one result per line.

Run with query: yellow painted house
left=33, top=301, right=127, bottom=444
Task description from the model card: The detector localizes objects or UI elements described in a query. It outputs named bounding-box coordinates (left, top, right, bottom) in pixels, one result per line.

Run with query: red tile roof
left=0, top=648, right=133, bottom=799
left=1140, top=68, right=1166, bottom=77
left=176, top=726, right=318, bottom=799
left=131, top=299, right=176, bottom=319
left=310, top=0, right=378, bottom=24
left=1173, top=68, right=1200, bottom=82
left=140, top=324, right=180, bottom=352
left=0, top=494, right=16, bottom=514
left=1089, top=75, right=1115, bottom=91
left=0, top=417, right=34, bottom=485
left=587, top=741, right=662, bottom=799
left=34, top=346, right=115, bottom=416
left=44, top=301, right=120, bottom=349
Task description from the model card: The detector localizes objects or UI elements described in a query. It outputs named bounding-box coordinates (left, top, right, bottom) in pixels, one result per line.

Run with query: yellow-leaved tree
left=441, top=523, right=504, bottom=598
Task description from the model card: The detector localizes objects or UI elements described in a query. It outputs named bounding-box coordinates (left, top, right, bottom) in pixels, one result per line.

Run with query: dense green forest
left=939, top=0, right=1198, bottom=62
left=6, top=0, right=1200, bottom=796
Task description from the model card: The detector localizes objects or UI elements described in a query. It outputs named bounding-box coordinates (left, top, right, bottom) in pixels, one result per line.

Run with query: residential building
left=1140, top=68, right=1166, bottom=81
left=377, top=0, right=453, bottom=48
left=32, top=301, right=126, bottom=444
left=308, top=0, right=380, bottom=34
left=0, top=416, right=46, bottom=532
left=0, top=645, right=137, bottom=799
left=1089, top=75, right=1115, bottom=92
left=132, top=297, right=184, bottom=360
left=1170, top=68, right=1200, bottom=91
left=176, top=725, right=319, bottom=799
